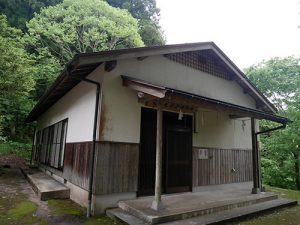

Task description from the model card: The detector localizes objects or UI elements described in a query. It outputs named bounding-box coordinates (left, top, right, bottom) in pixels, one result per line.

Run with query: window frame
left=37, top=118, right=68, bottom=170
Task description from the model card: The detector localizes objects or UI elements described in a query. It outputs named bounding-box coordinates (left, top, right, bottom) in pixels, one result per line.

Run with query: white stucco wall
left=36, top=55, right=257, bottom=147
left=193, top=110, right=252, bottom=149
left=117, top=56, right=256, bottom=109
left=100, top=56, right=256, bottom=147
left=36, top=65, right=105, bottom=143
left=100, top=72, right=142, bottom=143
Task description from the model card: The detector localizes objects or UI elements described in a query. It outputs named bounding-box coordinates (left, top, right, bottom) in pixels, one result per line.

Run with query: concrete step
left=118, top=193, right=278, bottom=224
left=108, top=198, right=297, bottom=225
left=107, top=208, right=148, bottom=225
left=162, top=198, right=298, bottom=225
left=21, top=168, right=70, bottom=201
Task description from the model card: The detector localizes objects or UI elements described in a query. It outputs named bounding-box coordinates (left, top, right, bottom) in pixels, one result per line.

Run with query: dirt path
left=0, top=165, right=87, bottom=225
left=0, top=155, right=124, bottom=225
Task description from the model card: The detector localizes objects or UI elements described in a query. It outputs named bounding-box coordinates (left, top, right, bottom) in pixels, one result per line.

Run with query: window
left=36, top=119, right=68, bottom=169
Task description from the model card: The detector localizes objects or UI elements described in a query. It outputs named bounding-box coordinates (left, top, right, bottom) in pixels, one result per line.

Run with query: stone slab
left=110, top=198, right=297, bottom=225
left=119, top=191, right=278, bottom=224
left=161, top=198, right=298, bottom=225
left=22, top=168, right=70, bottom=200
left=107, top=208, right=148, bottom=225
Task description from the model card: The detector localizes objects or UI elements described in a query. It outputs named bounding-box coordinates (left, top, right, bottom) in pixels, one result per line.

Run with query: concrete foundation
left=22, top=168, right=70, bottom=201
left=192, top=181, right=252, bottom=193
left=92, top=192, right=136, bottom=215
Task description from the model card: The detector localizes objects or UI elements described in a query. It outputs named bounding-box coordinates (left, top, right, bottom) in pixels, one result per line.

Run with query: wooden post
left=251, top=118, right=260, bottom=194
left=152, top=102, right=163, bottom=210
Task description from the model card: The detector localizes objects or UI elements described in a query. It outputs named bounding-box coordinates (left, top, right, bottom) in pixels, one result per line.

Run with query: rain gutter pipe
left=254, top=122, right=288, bottom=192
left=255, top=123, right=286, bottom=136
left=66, top=66, right=101, bottom=218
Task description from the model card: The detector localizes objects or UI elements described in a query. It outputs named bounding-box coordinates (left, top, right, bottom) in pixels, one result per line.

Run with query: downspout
left=66, top=67, right=101, bottom=217
left=255, top=123, right=286, bottom=135
left=254, top=122, right=287, bottom=191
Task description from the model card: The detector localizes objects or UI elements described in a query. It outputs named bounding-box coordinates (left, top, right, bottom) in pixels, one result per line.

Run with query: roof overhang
left=122, top=76, right=289, bottom=125
left=26, top=42, right=278, bottom=122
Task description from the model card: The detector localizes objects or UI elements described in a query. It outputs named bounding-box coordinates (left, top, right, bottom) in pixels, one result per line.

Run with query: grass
left=48, top=199, right=84, bottom=216
left=234, top=186, right=300, bottom=225
left=0, top=189, right=47, bottom=225
left=47, top=199, right=126, bottom=224
left=0, top=142, right=31, bottom=161
left=8, top=201, right=38, bottom=219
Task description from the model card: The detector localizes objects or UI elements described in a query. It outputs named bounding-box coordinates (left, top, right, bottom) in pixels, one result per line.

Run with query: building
left=26, top=42, right=289, bottom=216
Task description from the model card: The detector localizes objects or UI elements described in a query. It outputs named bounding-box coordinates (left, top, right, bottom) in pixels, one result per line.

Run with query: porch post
left=251, top=117, right=261, bottom=194
left=152, top=101, right=163, bottom=210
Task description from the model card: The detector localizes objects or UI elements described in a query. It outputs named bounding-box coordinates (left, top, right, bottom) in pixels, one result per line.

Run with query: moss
left=266, top=186, right=300, bottom=201
left=234, top=186, right=300, bottom=225
left=8, top=201, right=37, bottom=219
left=48, top=199, right=85, bottom=216
left=85, top=216, right=126, bottom=225
left=3, top=200, right=47, bottom=225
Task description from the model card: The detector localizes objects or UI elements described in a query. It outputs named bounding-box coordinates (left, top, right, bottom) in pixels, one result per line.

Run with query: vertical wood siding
left=193, top=147, right=253, bottom=187
left=63, top=142, right=92, bottom=190
left=93, top=142, right=139, bottom=195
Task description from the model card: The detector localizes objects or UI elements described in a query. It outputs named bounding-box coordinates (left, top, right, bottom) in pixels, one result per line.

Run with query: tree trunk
left=293, top=152, right=300, bottom=190
left=10, top=123, right=16, bottom=138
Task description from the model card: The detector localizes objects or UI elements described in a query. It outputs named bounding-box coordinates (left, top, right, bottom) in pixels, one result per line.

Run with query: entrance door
left=163, top=111, right=192, bottom=193
left=138, top=108, right=157, bottom=196
left=138, top=108, right=192, bottom=196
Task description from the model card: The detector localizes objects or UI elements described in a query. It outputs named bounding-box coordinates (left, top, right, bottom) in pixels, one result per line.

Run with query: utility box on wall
left=198, top=149, right=209, bottom=159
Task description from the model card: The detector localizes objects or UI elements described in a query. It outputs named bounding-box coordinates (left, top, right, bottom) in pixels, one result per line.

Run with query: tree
left=245, top=57, right=300, bottom=190
left=0, top=0, right=63, bottom=30
left=246, top=57, right=300, bottom=111
left=26, top=0, right=144, bottom=99
left=106, top=0, right=165, bottom=46
left=0, top=15, right=35, bottom=140
left=26, top=0, right=144, bottom=65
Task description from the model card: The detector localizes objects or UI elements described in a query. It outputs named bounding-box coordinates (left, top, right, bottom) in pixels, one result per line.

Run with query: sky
left=156, top=0, right=300, bottom=69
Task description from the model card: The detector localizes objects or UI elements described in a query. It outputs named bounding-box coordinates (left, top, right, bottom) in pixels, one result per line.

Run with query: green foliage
left=106, top=0, right=165, bottom=46
left=246, top=56, right=300, bottom=190
left=245, top=57, right=300, bottom=110
left=24, top=0, right=144, bottom=99
left=26, top=0, right=144, bottom=66
left=0, top=15, right=35, bottom=141
left=0, top=0, right=63, bottom=30
left=8, top=201, right=38, bottom=219
left=48, top=199, right=84, bottom=216
left=0, top=141, right=32, bottom=160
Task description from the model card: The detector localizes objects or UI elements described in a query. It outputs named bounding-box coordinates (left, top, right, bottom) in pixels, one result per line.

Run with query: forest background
left=0, top=0, right=298, bottom=191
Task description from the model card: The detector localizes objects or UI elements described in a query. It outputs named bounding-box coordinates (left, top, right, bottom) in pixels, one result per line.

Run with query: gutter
left=254, top=121, right=288, bottom=192
left=66, top=66, right=101, bottom=217
left=255, top=123, right=286, bottom=135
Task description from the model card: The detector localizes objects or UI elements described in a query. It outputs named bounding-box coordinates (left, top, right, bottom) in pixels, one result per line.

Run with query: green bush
left=0, top=141, right=32, bottom=161
left=261, top=157, right=296, bottom=190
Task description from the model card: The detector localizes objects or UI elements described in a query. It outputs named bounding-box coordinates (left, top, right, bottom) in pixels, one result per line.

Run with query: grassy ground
left=233, top=186, right=300, bottom=225
left=0, top=166, right=125, bottom=225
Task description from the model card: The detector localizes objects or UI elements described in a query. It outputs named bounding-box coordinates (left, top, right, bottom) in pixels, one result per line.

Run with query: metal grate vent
left=164, top=50, right=233, bottom=80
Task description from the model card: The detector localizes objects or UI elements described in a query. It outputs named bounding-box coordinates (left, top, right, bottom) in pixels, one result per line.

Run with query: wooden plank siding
left=193, top=147, right=253, bottom=187
left=93, top=141, right=139, bottom=195
left=39, top=142, right=92, bottom=191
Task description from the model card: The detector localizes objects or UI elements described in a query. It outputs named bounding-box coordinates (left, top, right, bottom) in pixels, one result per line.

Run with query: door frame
left=137, top=107, right=193, bottom=196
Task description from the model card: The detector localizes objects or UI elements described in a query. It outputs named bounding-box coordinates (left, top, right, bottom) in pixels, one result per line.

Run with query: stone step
left=107, top=208, right=148, bottom=225
left=21, top=168, right=70, bottom=201
left=162, top=198, right=298, bottom=225
left=118, top=193, right=278, bottom=224
left=108, top=198, right=297, bottom=225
